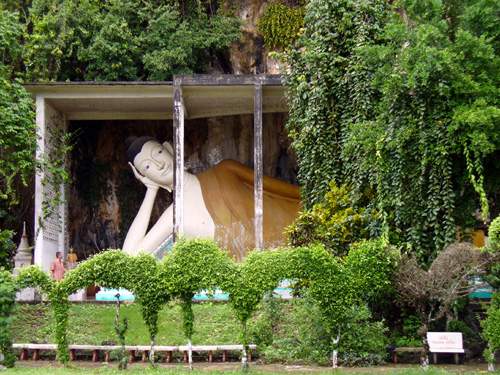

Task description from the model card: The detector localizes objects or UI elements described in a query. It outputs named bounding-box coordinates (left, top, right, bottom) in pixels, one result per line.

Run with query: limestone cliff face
left=227, top=0, right=281, bottom=74
left=68, top=114, right=296, bottom=259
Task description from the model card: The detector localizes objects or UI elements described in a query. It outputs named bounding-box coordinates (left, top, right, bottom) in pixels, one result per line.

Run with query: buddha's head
left=126, top=136, right=174, bottom=188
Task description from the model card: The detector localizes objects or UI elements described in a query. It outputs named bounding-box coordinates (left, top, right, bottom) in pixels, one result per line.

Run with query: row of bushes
left=0, top=238, right=397, bottom=368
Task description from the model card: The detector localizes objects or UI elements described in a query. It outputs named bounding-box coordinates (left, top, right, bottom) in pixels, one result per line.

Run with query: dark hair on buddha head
left=125, top=136, right=156, bottom=164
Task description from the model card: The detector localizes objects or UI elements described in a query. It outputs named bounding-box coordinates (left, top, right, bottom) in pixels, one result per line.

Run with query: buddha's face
left=133, top=140, right=173, bottom=187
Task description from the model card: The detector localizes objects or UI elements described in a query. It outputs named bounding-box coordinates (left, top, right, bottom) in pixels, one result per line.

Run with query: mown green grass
left=12, top=302, right=241, bottom=345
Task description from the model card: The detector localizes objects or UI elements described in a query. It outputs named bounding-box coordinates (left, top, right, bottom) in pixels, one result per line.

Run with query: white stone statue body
left=122, top=137, right=215, bottom=256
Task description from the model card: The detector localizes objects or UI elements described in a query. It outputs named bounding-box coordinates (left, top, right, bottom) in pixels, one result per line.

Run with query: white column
left=253, top=82, right=264, bottom=250
left=173, top=81, right=185, bottom=240
left=33, top=97, right=66, bottom=272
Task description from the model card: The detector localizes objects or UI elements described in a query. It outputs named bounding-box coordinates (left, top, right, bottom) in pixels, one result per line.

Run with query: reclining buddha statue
left=122, top=136, right=301, bottom=260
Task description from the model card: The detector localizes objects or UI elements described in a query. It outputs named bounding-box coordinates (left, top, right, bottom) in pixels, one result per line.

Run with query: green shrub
left=393, top=315, right=422, bottom=347
left=257, top=3, right=304, bottom=50
left=482, top=293, right=500, bottom=365
left=345, top=238, right=399, bottom=302
left=0, top=270, right=16, bottom=367
left=338, top=306, right=388, bottom=366
left=0, top=230, right=14, bottom=270
left=5, top=240, right=395, bottom=369
left=448, top=320, right=475, bottom=337
left=259, top=295, right=388, bottom=366
left=249, top=295, right=283, bottom=348
left=485, top=216, right=500, bottom=289
left=287, top=183, right=378, bottom=256
left=488, top=216, right=500, bottom=251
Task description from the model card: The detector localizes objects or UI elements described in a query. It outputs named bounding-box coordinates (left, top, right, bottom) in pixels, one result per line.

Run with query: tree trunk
left=149, top=338, right=155, bottom=366
left=332, top=331, right=340, bottom=369
left=242, top=345, right=249, bottom=371
left=188, top=339, right=193, bottom=370
left=420, top=327, right=430, bottom=370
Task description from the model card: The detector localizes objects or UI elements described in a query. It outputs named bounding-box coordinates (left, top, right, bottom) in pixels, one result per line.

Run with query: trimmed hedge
left=5, top=238, right=397, bottom=368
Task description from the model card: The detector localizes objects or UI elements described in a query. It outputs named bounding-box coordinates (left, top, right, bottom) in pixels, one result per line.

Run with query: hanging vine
left=257, top=3, right=305, bottom=50
left=285, top=0, right=499, bottom=263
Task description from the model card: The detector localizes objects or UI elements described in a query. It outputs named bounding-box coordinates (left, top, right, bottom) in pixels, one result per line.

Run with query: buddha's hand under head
left=129, top=162, right=160, bottom=191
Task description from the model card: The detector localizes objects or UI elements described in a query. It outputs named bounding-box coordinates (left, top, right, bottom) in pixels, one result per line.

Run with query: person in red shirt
left=50, top=251, right=66, bottom=281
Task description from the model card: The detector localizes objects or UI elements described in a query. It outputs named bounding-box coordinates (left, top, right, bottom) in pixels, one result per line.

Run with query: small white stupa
left=14, top=222, right=36, bottom=301
left=13, top=222, right=33, bottom=274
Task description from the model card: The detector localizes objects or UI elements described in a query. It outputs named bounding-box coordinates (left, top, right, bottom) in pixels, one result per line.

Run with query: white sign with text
left=427, top=332, right=464, bottom=353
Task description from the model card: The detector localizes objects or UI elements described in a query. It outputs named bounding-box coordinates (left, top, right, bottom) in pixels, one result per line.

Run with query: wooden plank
left=218, top=345, right=254, bottom=350
left=14, top=344, right=57, bottom=350
left=253, top=82, right=264, bottom=250
left=180, top=345, right=216, bottom=351
left=173, top=80, right=185, bottom=241
left=394, top=347, right=424, bottom=353
left=153, top=346, right=179, bottom=351
left=175, top=74, right=282, bottom=86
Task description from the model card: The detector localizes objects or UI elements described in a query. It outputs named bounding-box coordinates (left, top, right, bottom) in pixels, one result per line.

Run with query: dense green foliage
left=0, top=0, right=241, bottom=267
left=485, top=216, right=500, bottom=288
left=254, top=296, right=388, bottom=366
left=258, top=3, right=304, bottom=50
left=482, top=292, right=500, bottom=365
left=0, top=6, right=72, bottom=268
left=284, top=0, right=389, bottom=207
left=0, top=8, right=37, bottom=268
left=60, top=251, right=167, bottom=363
left=0, top=270, right=17, bottom=367
left=5, top=239, right=396, bottom=367
left=9, top=0, right=240, bottom=82
left=285, top=0, right=500, bottom=263
left=163, top=239, right=234, bottom=366
left=488, top=216, right=500, bottom=251
left=287, top=183, right=378, bottom=255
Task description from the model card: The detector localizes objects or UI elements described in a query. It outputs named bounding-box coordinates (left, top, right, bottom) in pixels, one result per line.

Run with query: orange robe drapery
left=197, top=160, right=300, bottom=260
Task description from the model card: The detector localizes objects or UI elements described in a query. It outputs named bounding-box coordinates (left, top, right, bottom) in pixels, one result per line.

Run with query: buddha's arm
left=137, top=204, right=173, bottom=252
left=122, top=187, right=158, bottom=253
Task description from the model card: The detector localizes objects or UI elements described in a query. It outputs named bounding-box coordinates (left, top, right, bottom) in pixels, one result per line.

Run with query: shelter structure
left=25, top=75, right=288, bottom=272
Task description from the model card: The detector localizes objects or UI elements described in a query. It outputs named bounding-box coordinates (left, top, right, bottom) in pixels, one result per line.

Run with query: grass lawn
left=2, top=364, right=499, bottom=374
left=12, top=302, right=241, bottom=345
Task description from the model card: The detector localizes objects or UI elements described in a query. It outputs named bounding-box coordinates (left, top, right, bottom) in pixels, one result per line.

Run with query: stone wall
left=68, top=113, right=296, bottom=260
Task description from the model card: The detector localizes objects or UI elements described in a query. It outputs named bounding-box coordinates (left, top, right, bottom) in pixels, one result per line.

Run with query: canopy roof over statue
left=25, top=75, right=288, bottom=273
left=25, top=76, right=287, bottom=120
